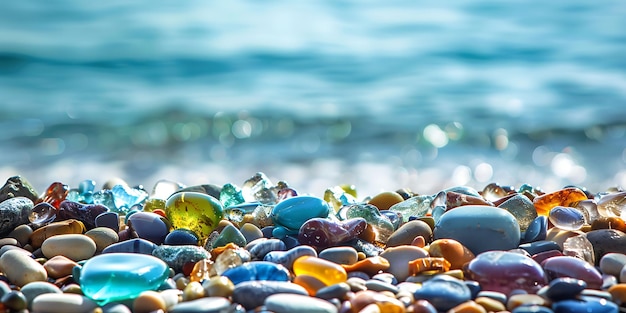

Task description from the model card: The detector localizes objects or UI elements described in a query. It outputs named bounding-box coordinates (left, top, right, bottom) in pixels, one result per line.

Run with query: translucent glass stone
left=482, top=183, right=511, bottom=202
left=293, top=256, right=347, bottom=286
left=575, top=200, right=597, bottom=224
left=498, top=194, right=538, bottom=231
left=39, top=182, right=69, bottom=209
left=388, top=194, right=433, bottom=222
left=223, top=202, right=261, bottom=223
left=93, top=190, right=115, bottom=211
left=165, top=192, right=224, bottom=240
left=324, top=186, right=358, bottom=213
left=29, top=202, right=57, bottom=225
left=563, top=234, right=595, bottom=265
left=241, top=172, right=277, bottom=204
left=221, top=261, right=290, bottom=285
left=430, top=191, right=447, bottom=223
left=549, top=206, right=585, bottom=231
left=212, top=249, right=243, bottom=276
left=78, top=253, right=170, bottom=304
left=110, top=184, right=149, bottom=214
left=533, top=188, right=588, bottom=216
left=344, top=203, right=394, bottom=243
left=596, top=191, right=626, bottom=219
left=220, top=183, right=246, bottom=208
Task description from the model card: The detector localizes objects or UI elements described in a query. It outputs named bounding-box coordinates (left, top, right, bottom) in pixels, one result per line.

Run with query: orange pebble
left=507, top=294, right=546, bottom=311
left=608, top=284, right=626, bottom=305
left=293, top=274, right=326, bottom=295
left=368, top=191, right=404, bottom=211
left=342, top=256, right=390, bottom=276
left=350, top=290, right=403, bottom=313
left=189, top=259, right=213, bottom=283
left=475, top=297, right=506, bottom=312
left=293, top=256, right=347, bottom=286
left=408, top=257, right=450, bottom=276
left=448, top=300, right=487, bottom=313
left=210, top=242, right=240, bottom=260
left=428, top=238, right=475, bottom=270
left=533, top=187, right=588, bottom=216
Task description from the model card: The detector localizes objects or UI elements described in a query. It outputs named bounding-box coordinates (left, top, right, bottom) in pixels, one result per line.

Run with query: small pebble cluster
left=1, top=173, right=626, bottom=313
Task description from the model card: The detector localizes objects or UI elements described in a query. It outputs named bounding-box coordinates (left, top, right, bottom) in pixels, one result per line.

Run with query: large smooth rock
left=0, top=250, right=47, bottom=287
left=0, top=176, right=38, bottom=203
left=0, top=197, right=33, bottom=236
left=265, top=293, right=338, bottom=313
left=31, top=293, right=98, bottom=313
left=433, top=205, right=521, bottom=255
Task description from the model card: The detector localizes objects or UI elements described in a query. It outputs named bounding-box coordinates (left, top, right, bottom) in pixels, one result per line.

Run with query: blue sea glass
left=111, top=184, right=149, bottom=213
left=78, top=253, right=170, bottom=304
left=93, top=190, right=116, bottom=212
left=221, top=261, right=290, bottom=285
left=270, top=196, right=330, bottom=238
left=220, top=183, right=246, bottom=208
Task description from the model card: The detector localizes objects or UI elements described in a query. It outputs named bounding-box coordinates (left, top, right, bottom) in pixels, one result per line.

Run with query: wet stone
left=78, top=253, right=170, bottom=304
left=95, top=211, right=120, bottom=232
left=388, top=195, right=433, bottom=222
left=168, top=297, right=232, bottom=313
left=542, top=256, right=603, bottom=290
left=386, top=220, right=432, bottom=247
left=533, top=188, right=588, bottom=217
left=519, top=240, right=562, bottom=256
left=293, top=256, right=347, bottom=286
left=498, top=193, right=538, bottom=231
left=264, top=245, right=317, bottom=270
left=29, top=202, right=56, bottom=227
left=165, top=192, right=224, bottom=241
left=57, top=201, right=109, bottom=230
left=552, top=297, right=618, bottom=313
left=152, top=245, right=211, bottom=273
left=433, top=205, right=521, bottom=255
left=545, top=277, right=587, bottom=301
left=0, top=176, right=39, bottom=203
left=127, top=211, right=169, bottom=245
left=523, top=215, right=548, bottom=244
left=270, top=196, right=330, bottom=238
left=102, top=238, right=158, bottom=255
left=428, top=238, right=475, bottom=270
left=413, top=275, right=472, bottom=312
left=265, top=293, right=339, bottom=313
left=466, top=250, right=547, bottom=295
left=319, top=246, right=358, bottom=265
left=549, top=206, right=585, bottom=231
left=247, top=238, right=287, bottom=260
left=232, top=280, right=307, bottom=310
left=298, top=217, right=367, bottom=248
left=586, top=229, right=626, bottom=265
left=164, top=228, right=199, bottom=245
left=0, top=196, right=33, bottom=236
left=222, top=261, right=290, bottom=285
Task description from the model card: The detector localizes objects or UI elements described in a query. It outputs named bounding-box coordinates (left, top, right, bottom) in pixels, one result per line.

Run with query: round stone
left=428, top=238, right=475, bottom=270
left=379, top=245, right=428, bottom=282
left=41, top=234, right=97, bottom=261
left=433, top=205, right=521, bottom=255
left=0, top=249, right=47, bottom=287
left=270, top=196, right=330, bottom=236
left=386, top=220, right=432, bottom=247
left=265, top=293, right=339, bottom=313
left=164, top=229, right=200, bottom=245
left=20, top=281, right=62, bottom=310
left=127, top=212, right=170, bottom=245
left=542, top=256, right=603, bottom=289
left=232, top=281, right=308, bottom=310
left=43, top=255, right=79, bottom=279
left=545, top=277, right=587, bottom=301
left=319, top=246, right=358, bottom=265
left=31, top=293, right=98, bottom=313
left=600, top=253, right=626, bottom=277
left=85, top=227, right=119, bottom=253
left=466, top=250, right=547, bottom=295
left=413, top=275, right=471, bottom=312
left=368, top=191, right=404, bottom=211
left=586, top=229, right=626, bottom=265
left=165, top=192, right=224, bottom=240
left=549, top=206, right=585, bottom=231
left=133, top=291, right=167, bottom=313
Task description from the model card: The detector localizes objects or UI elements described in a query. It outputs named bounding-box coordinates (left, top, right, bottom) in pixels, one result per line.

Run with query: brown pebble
left=182, top=281, right=205, bottom=301
left=8, top=225, right=33, bottom=247
left=608, top=283, right=626, bottom=305
left=428, top=238, right=475, bottom=270
left=386, top=220, right=432, bottom=247
left=342, top=256, right=390, bottom=276
left=133, top=291, right=167, bottom=313
left=61, top=283, right=83, bottom=295
left=475, top=296, right=506, bottom=312
left=368, top=191, right=405, bottom=211
left=448, top=300, right=487, bottom=313
left=43, top=255, right=79, bottom=279
left=29, top=219, right=86, bottom=249
left=201, top=276, right=234, bottom=298
left=507, top=294, right=547, bottom=311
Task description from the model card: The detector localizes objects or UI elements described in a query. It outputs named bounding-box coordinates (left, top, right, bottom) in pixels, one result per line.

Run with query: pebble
left=498, top=193, right=538, bottom=231
left=31, top=293, right=99, bottom=313
left=20, top=281, right=62, bottom=310
left=84, top=226, right=119, bottom=252
left=413, top=275, right=472, bottom=312
left=239, top=223, right=263, bottom=243
left=265, top=293, right=338, bottom=313
left=270, top=195, right=330, bottom=238
left=315, top=282, right=351, bottom=300
left=599, top=253, right=626, bottom=277
left=0, top=196, right=33, bottom=236
left=232, top=280, right=307, bottom=309
left=586, top=229, right=626, bottom=264
left=433, top=205, right=521, bottom=255
left=166, top=296, right=232, bottom=313
left=132, top=290, right=167, bottom=313
left=379, top=245, right=428, bottom=282
left=43, top=255, right=79, bottom=279
left=0, top=249, right=47, bottom=286
left=542, top=256, right=603, bottom=289
left=94, top=211, right=120, bottom=232
left=127, top=211, right=170, bottom=245
left=428, top=238, right=475, bottom=270
left=201, top=276, right=234, bottom=298
left=385, top=219, right=432, bottom=247
left=78, top=253, right=170, bottom=304
left=8, top=224, right=33, bottom=247
left=222, top=261, right=290, bottom=285
left=0, top=176, right=39, bottom=203
left=102, top=237, right=158, bottom=254
left=29, top=219, right=86, bottom=249
left=319, top=246, right=358, bottom=265
left=524, top=215, right=549, bottom=243
left=165, top=192, right=224, bottom=240
left=545, top=277, right=587, bottom=301
left=41, top=233, right=97, bottom=261
left=264, top=245, right=317, bottom=269
left=151, top=244, right=211, bottom=273
left=293, top=256, right=347, bottom=286
left=552, top=297, right=618, bottom=313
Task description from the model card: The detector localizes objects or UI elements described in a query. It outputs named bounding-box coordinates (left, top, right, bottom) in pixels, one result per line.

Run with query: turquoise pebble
left=433, top=205, right=521, bottom=255
left=211, top=224, right=247, bottom=248
left=101, top=238, right=157, bottom=255
left=545, top=277, right=586, bottom=301
left=78, top=253, right=169, bottom=304
left=222, top=261, right=290, bottom=285
left=232, top=281, right=308, bottom=310
left=111, top=184, right=148, bottom=213
left=552, top=297, right=618, bottom=313
left=270, top=196, right=330, bottom=237
left=413, top=275, right=471, bottom=312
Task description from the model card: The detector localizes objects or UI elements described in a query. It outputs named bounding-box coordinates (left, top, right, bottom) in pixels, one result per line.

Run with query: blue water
left=1, top=1, right=625, bottom=196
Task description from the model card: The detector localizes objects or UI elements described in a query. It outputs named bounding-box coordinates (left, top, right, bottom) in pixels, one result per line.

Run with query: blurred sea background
left=1, top=0, right=626, bottom=198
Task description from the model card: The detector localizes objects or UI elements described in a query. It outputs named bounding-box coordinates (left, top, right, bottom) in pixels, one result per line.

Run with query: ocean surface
left=1, top=0, right=625, bottom=198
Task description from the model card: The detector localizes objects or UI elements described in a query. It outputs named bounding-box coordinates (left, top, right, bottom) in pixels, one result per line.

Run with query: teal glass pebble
left=78, top=253, right=170, bottom=304
left=344, top=203, right=394, bottom=243
left=93, top=190, right=116, bottom=211
left=220, top=183, right=246, bottom=208
left=270, top=196, right=330, bottom=238
left=210, top=224, right=247, bottom=248
left=111, top=184, right=149, bottom=213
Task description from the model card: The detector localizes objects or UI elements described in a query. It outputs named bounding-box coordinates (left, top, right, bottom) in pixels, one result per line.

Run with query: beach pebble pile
left=1, top=174, right=626, bottom=313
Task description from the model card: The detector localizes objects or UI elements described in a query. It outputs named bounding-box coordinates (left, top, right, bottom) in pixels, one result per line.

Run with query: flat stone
left=41, top=234, right=96, bottom=261
left=319, top=246, right=358, bottom=265
left=168, top=297, right=231, bottom=313
left=552, top=297, right=618, bottom=313
left=232, top=280, right=308, bottom=310
left=20, top=281, right=62, bottom=310
left=545, top=277, right=587, bottom=301
left=265, top=293, right=338, bottom=313
left=31, top=293, right=98, bottom=313
left=29, top=219, right=86, bottom=249
left=102, top=238, right=158, bottom=255
left=0, top=249, right=47, bottom=287
left=379, top=245, right=428, bottom=282
left=542, top=256, right=603, bottom=290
